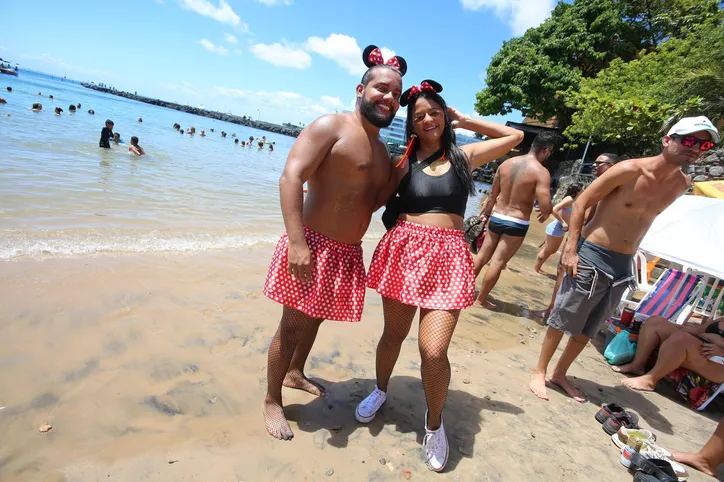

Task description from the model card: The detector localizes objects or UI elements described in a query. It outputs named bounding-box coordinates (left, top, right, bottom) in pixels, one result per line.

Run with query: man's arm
left=280, top=114, right=341, bottom=282
left=535, top=169, right=552, bottom=223
left=562, top=161, right=640, bottom=276
left=479, top=168, right=501, bottom=223
left=458, top=117, right=524, bottom=169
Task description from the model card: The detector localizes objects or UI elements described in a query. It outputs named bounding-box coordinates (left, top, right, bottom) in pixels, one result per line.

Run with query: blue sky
left=1, top=0, right=556, bottom=128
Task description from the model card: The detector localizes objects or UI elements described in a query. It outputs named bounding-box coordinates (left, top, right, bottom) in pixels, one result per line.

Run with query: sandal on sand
left=630, top=453, right=678, bottom=482
left=595, top=403, right=629, bottom=424
left=602, top=411, right=639, bottom=435
left=611, top=428, right=656, bottom=449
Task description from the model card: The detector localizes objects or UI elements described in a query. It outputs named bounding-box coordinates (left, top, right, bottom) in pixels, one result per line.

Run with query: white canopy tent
left=640, top=195, right=724, bottom=279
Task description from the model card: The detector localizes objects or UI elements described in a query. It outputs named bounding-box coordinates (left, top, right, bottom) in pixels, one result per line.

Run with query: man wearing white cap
left=530, top=116, right=719, bottom=402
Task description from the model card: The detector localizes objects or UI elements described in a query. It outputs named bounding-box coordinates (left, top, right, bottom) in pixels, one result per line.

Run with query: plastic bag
left=604, top=330, right=637, bottom=365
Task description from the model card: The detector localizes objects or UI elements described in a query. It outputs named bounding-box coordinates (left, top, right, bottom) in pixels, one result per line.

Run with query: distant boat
left=0, top=59, right=19, bottom=76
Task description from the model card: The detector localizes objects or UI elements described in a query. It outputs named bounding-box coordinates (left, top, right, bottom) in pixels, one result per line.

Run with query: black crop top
left=397, top=150, right=469, bottom=217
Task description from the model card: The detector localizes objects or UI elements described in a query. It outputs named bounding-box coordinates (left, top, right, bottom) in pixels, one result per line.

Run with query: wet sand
left=1, top=225, right=721, bottom=481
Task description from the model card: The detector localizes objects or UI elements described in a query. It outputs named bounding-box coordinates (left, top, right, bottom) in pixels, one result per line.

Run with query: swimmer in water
left=88, top=109, right=95, bottom=115
left=221, top=131, right=227, bottom=138
left=68, top=105, right=76, bottom=113
left=241, top=140, right=246, bottom=146
left=113, top=133, right=123, bottom=144
left=200, top=130, right=206, bottom=137
left=0, top=97, right=6, bottom=104
left=77, top=103, right=81, bottom=109
left=129, top=136, right=146, bottom=156
left=269, top=144, right=274, bottom=151
left=49, top=95, right=53, bottom=99
left=99, top=119, right=114, bottom=148
left=6, top=86, right=11, bottom=92
left=54, top=107, right=63, bottom=115
left=31, top=103, right=43, bottom=112
left=137, top=117, right=143, bottom=123
left=257, top=141, right=264, bottom=149
left=180, top=129, right=185, bottom=134
left=235, top=138, right=239, bottom=144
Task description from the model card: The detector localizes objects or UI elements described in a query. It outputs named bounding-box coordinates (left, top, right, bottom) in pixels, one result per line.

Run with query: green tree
left=563, top=21, right=724, bottom=153
left=475, top=0, right=722, bottom=127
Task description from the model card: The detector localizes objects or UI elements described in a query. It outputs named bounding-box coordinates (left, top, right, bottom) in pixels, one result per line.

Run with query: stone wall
left=686, top=148, right=724, bottom=182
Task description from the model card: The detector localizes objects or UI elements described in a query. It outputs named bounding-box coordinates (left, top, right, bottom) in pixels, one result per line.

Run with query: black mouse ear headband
left=362, top=44, right=407, bottom=77
left=400, top=79, right=443, bottom=107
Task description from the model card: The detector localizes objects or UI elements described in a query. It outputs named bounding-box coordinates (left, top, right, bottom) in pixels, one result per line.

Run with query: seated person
left=616, top=316, right=724, bottom=391
left=128, top=136, right=145, bottom=156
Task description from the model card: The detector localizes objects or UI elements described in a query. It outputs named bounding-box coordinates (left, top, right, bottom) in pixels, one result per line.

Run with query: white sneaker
left=355, top=386, right=386, bottom=423
left=423, top=411, right=449, bottom=472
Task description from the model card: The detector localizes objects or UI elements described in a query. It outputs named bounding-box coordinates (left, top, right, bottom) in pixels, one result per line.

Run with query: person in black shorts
left=99, top=119, right=114, bottom=148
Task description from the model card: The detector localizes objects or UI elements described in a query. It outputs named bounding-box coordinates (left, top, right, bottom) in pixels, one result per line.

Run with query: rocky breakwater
left=686, top=148, right=724, bottom=182
left=81, top=84, right=303, bottom=138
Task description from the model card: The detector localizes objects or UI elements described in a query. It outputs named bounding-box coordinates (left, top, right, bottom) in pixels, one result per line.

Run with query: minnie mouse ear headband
left=362, top=45, right=407, bottom=77
left=400, top=79, right=443, bottom=107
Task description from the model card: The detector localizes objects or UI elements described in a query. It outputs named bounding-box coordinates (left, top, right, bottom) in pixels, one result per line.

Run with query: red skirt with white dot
left=263, top=227, right=366, bottom=322
left=367, top=220, right=475, bottom=310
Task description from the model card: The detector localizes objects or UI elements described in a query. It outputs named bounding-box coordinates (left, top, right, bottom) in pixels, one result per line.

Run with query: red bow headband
left=362, top=45, right=407, bottom=77
left=400, top=79, right=443, bottom=107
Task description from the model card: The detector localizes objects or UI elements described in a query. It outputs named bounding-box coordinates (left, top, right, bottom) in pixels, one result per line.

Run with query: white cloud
left=249, top=43, right=311, bottom=69
left=198, top=38, right=228, bottom=55
left=154, top=0, right=164, bottom=4
left=233, top=49, right=242, bottom=55
left=460, top=0, right=555, bottom=36
left=256, top=0, right=292, bottom=5
left=305, top=34, right=395, bottom=76
left=180, top=0, right=248, bottom=30
left=213, top=86, right=342, bottom=122
left=224, top=33, right=238, bottom=44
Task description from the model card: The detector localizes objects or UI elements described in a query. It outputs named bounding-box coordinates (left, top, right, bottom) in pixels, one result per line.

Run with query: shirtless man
left=541, top=153, right=620, bottom=318
left=530, top=116, right=719, bottom=402
left=472, top=132, right=557, bottom=308
left=263, top=50, right=406, bottom=440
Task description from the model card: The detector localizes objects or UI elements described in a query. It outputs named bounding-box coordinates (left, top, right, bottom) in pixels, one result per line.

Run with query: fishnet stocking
left=264, top=306, right=323, bottom=440
left=375, top=297, right=418, bottom=391
left=284, top=323, right=326, bottom=396
left=419, top=308, right=459, bottom=430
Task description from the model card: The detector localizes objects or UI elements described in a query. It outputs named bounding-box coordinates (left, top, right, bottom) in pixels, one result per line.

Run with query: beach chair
left=618, top=268, right=703, bottom=324
left=680, top=268, right=724, bottom=321
left=619, top=251, right=656, bottom=311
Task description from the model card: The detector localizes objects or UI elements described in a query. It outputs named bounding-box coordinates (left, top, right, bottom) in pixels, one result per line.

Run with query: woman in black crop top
left=357, top=79, right=524, bottom=472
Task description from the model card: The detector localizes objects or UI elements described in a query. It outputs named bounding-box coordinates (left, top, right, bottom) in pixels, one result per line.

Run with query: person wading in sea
left=262, top=45, right=408, bottom=441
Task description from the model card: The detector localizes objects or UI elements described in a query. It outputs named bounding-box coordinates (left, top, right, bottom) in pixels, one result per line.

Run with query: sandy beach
left=1, top=223, right=721, bottom=482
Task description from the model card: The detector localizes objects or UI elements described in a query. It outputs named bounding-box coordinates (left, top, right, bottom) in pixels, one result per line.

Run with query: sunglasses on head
left=670, top=134, right=716, bottom=152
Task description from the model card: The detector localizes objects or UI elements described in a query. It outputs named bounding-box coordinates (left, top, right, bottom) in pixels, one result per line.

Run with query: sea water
left=0, top=71, right=487, bottom=260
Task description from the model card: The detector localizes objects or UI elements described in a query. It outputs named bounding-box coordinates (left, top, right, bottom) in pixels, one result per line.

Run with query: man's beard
left=359, top=97, right=394, bottom=128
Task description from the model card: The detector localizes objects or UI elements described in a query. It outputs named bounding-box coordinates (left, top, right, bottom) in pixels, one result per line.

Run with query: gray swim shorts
left=548, top=241, right=636, bottom=339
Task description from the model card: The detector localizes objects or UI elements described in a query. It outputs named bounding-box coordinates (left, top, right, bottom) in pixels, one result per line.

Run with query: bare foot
left=534, top=265, right=543, bottom=274
left=263, top=396, right=294, bottom=440
left=529, top=373, right=549, bottom=400
left=548, top=375, right=586, bottom=402
left=670, top=449, right=716, bottom=477
left=472, top=300, right=496, bottom=310
left=611, top=363, right=645, bottom=375
left=622, top=375, right=656, bottom=392
left=283, top=370, right=326, bottom=397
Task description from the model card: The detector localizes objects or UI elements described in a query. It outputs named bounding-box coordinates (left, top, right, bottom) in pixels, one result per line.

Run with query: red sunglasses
left=671, top=134, right=716, bottom=152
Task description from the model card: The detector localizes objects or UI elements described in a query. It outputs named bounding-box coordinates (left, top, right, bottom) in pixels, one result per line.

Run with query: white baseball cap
left=667, top=116, right=719, bottom=144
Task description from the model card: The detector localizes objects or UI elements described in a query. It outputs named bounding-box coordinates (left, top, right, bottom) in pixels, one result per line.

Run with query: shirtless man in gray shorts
left=530, top=116, right=720, bottom=402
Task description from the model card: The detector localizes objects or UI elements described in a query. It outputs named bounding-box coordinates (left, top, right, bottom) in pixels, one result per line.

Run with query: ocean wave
left=0, top=230, right=280, bottom=260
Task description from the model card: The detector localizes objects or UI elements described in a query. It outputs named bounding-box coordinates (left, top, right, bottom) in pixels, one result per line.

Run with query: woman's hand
left=561, top=223, right=569, bottom=232
left=447, top=107, right=467, bottom=129
left=700, top=343, right=724, bottom=359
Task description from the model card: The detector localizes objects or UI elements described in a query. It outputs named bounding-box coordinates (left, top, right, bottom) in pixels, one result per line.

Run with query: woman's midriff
left=399, top=212, right=464, bottom=231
